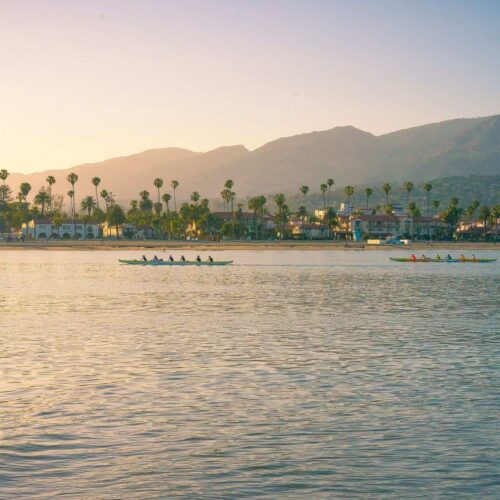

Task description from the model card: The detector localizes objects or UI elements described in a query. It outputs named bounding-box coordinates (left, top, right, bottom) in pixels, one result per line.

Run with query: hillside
left=4, top=115, right=499, bottom=204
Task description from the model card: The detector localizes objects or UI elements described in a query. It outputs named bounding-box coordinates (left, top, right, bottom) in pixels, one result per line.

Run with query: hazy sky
left=1, top=0, right=499, bottom=173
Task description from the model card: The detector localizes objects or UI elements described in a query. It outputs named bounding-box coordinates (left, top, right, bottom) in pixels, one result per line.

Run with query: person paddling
left=447, top=254, right=452, bottom=260
left=196, top=255, right=201, bottom=262
left=142, top=255, right=147, bottom=261
left=435, top=254, right=441, bottom=261
left=410, top=254, right=417, bottom=261
left=208, top=255, right=214, bottom=263
left=169, top=255, right=174, bottom=262
left=180, top=255, right=186, bottom=262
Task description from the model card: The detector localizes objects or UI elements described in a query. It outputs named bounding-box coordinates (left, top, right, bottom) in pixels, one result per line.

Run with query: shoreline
left=0, top=240, right=498, bottom=251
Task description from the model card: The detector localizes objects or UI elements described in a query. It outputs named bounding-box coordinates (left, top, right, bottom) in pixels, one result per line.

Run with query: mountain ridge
left=4, top=115, right=499, bottom=202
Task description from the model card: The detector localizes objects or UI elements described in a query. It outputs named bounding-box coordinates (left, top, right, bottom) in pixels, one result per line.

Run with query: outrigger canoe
left=389, top=257, right=496, bottom=263
left=119, top=259, right=233, bottom=266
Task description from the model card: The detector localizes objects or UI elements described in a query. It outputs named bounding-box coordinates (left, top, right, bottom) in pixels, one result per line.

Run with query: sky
left=1, top=0, right=499, bottom=173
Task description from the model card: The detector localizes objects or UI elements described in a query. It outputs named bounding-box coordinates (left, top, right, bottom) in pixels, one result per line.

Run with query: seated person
left=169, top=255, right=174, bottom=262
left=196, top=255, right=201, bottom=262
left=180, top=255, right=186, bottom=262
left=208, top=255, right=214, bottom=262
left=142, top=255, right=147, bottom=261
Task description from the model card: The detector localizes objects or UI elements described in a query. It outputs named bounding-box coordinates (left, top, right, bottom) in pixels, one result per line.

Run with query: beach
left=0, top=239, right=498, bottom=251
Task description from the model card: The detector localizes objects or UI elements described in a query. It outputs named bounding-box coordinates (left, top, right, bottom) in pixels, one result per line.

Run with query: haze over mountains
left=6, top=115, right=499, bottom=203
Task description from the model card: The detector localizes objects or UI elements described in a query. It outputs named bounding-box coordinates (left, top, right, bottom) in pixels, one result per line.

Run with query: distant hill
left=5, top=115, right=500, bottom=205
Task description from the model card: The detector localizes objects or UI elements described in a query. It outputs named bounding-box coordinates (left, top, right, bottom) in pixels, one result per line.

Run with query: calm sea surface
left=0, top=249, right=499, bottom=498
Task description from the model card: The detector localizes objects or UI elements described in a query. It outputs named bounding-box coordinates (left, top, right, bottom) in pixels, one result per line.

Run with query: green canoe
left=119, top=259, right=233, bottom=266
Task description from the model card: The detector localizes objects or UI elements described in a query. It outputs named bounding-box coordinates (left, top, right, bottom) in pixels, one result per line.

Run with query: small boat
left=389, top=257, right=496, bottom=263
left=119, top=259, right=233, bottom=266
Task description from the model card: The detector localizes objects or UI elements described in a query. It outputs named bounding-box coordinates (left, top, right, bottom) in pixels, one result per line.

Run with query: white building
left=22, top=219, right=101, bottom=239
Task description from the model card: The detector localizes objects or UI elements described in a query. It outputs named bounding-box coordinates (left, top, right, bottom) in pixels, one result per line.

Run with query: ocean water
left=0, top=249, right=499, bottom=499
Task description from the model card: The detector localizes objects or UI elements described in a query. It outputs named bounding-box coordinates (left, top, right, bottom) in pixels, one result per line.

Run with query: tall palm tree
left=423, top=182, right=432, bottom=216
left=162, top=193, right=171, bottom=214
left=92, top=177, right=101, bottom=209
left=225, top=180, right=235, bottom=238
left=320, top=183, right=328, bottom=209
left=299, top=185, right=309, bottom=204
left=100, top=189, right=109, bottom=210
left=273, top=193, right=286, bottom=239
left=191, top=191, right=200, bottom=233
left=81, top=196, right=96, bottom=216
left=153, top=178, right=163, bottom=203
left=382, top=183, right=391, bottom=205
left=403, top=181, right=414, bottom=207
left=432, top=199, right=440, bottom=215
left=46, top=175, right=56, bottom=212
left=67, top=190, right=75, bottom=217
left=0, top=169, right=9, bottom=206
left=327, top=178, right=334, bottom=205
left=34, top=189, right=50, bottom=216
left=67, top=173, right=78, bottom=218
left=364, top=187, right=373, bottom=210
left=171, top=180, right=179, bottom=211
left=19, top=182, right=31, bottom=202
left=344, top=186, right=354, bottom=216
left=478, top=206, right=491, bottom=240
left=248, top=196, right=260, bottom=239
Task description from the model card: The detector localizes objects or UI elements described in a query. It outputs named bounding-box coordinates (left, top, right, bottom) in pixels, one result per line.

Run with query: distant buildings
left=22, top=219, right=100, bottom=239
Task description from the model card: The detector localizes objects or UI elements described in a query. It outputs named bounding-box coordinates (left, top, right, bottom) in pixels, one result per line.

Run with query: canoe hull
left=119, top=259, right=233, bottom=266
left=389, top=257, right=496, bottom=263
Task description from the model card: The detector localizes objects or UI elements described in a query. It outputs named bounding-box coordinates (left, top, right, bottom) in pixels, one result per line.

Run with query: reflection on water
left=0, top=250, right=499, bottom=498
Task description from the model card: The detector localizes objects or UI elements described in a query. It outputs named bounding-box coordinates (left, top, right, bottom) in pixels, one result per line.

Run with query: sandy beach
left=0, top=239, right=498, bottom=251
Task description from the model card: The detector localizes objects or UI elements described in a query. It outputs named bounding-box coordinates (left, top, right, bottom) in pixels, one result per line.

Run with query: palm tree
left=34, top=189, right=50, bottom=215
left=382, top=183, right=391, bottom=205
left=46, top=175, right=56, bottom=212
left=320, top=183, right=328, bottom=209
left=403, top=181, right=414, bottom=207
left=191, top=191, right=200, bottom=233
left=423, top=182, right=432, bottom=216
left=225, top=180, right=235, bottom=238
left=19, top=182, right=31, bottom=202
left=67, top=173, right=78, bottom=218
left=344, top=186, right=354, bottom=216
left=92, top=177, right=101, bottom=209
left=324, top=207, right=338, bottom=239
left=327, top=178, right=334, bottom=205
left=100, top=189, right=109, bottom=210
left=67, top=190, right=75, bottom=217
left=0, top=169, right=9, bottom=206
left=153, top=178, right=163, bottom=203
left=162, top=193, right=171, bottom=213
left=364, top=187, right=373, bottom=210
left=478, top=206, right=491, bottom=240
left=273, top=193, right=286, bottom=239
left=81, top=196, right=96, bottom=216
left=299, top=185, right=309, bottom=204
left=432, top=199, right=440, bottom=215
left=171, top=180, right=179, bottom=211
left=248, top=196, right=261, bottom=239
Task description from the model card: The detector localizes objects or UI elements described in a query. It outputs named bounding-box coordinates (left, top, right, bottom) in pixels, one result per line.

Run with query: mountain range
left=5, top=115, right=500, bottom=204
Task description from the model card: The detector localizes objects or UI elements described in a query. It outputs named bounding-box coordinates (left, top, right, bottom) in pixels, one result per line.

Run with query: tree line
left=0, top=168, right=498, bottom=240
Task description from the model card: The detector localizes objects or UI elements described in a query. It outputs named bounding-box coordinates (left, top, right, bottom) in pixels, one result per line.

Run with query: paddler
left=169, top=255, right=174, bottom=262
left=196, top=255, right=201, bottom=262
left=460, top=254, right=466, bottom=261
left=180, top=255, right=186, bottom=262
left=410, top=254, right=417, bottom=261
left=435, top=254, right=441, bottom=260
left=208, top=255, right=214, bottom=262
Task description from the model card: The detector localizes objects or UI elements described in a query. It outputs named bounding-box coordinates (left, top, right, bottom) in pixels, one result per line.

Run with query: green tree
left=324, top=207, right=338, bottom=238
left=478, top=206, right=491, bottom=240
left=46, top=175, right=56, bottom=212
left=162, top=193, right=171, bottom=213
left=18, top=182, right=31, bottom=202
left=403, top=181, right=414, bottom=207
left=67, top=190, right=74, bottom=216
left=107, top=204, right=126, bottom=238
left=34, top=189, right=50, bottom=216
left=92, top=177, right=101, bottom=209
left=423, top=182, right=432, bottom=216
left=273, top=193, right=287, bottom=239
left=299, top=185, right=309, bottom=205
left=81, top=195, right=96, bottom=216
left=171, top=180, right=179, bottom=211
left=327, top=178, right=334, bottom=205
left=139, top=190, right=153, bottom=212
left=320, top=183, right=328, bottom=209
left=153, top=178, right=163, bottom=203
left=67, top=173, right=79, bottom=218
left=408, top=201, right=421, bottom=217
left=344, top=186, right=354, bottom=215
left=364, top=187, right=373, bottom=210
left=382, top=182, right=391, bottom=205
left=432, top=199, right=440, bottom=215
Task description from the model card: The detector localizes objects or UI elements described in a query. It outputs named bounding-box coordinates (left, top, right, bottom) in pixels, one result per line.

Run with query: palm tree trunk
left=95, top=186, right=99, bottom=209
